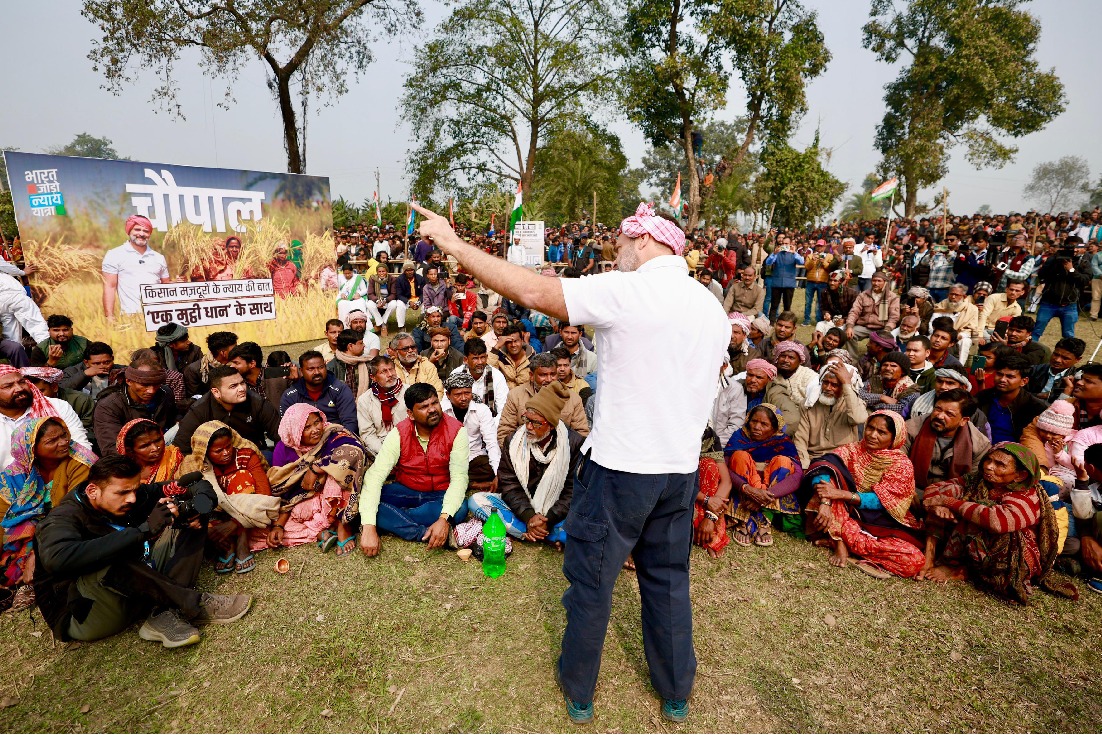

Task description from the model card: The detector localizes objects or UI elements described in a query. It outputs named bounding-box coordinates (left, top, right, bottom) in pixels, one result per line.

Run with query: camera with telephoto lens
left=171, top=472, right=217, bottom=523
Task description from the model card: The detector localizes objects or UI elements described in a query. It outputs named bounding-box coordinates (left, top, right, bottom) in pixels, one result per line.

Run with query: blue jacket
left=764, top=251, right=804, bottom=288
left=279, top=376, right=358, bottom=435
left=393, top=273, right=427, bottom=304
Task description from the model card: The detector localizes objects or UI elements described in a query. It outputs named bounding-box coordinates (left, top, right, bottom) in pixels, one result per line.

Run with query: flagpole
left=884, top=187, right=896, bottom=248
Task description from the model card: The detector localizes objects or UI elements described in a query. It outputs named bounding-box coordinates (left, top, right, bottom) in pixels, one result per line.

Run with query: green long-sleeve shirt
left=357, top=424, right=469, bottom=526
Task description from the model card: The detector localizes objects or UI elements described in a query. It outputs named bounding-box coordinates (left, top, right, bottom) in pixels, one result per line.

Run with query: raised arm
left=412, top=204, right=569, bottom=322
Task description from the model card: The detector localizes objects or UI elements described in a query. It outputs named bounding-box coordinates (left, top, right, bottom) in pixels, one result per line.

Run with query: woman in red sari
left=806, top=409, right=925, bottom=578
left=691, top=428, right=733, bottom=557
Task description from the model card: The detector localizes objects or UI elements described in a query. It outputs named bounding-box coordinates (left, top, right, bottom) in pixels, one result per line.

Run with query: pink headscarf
left=772, top=340, right=809, bottom=364
left=21, top=367, right=65, bottom=384
left=278, top=403, right=327, bottom=454
left=125, top=214, right=153, bottom=234
left=745, top=358, right=778, bottom=380
left=728, top=312, right=751, bottom=335
left=0, top=365, right=59, bottom=420
left=619, top=203, right=686, bottom=255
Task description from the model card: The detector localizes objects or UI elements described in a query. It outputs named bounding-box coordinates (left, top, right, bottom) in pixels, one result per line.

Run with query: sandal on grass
left=234, top=554, right=256, bottom=574
left=335, top=536, right=357, bottom=558
left=854, top=561, right=892, bottom=579
left=732, top=523, right=753, bottom=547
left=753, top=527, right=774, bottom=547
left=316, top=529, right=338, bottom=553
left=215, top=553, right=235, bottom=574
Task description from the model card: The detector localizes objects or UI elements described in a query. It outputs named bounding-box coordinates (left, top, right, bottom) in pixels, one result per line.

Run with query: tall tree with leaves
left=82, top=0, right=420, bottom=174
left=533, top=124, right=635, bottom=224
left=403, top=0, right=613, bottom=200
left=620, top=0, right=829, bottom=229
left=863, top=0, right=1065, bottom=217
left=1023, top=155, right=1091, bottom=214
left=756, top=131, right=844, bottom=229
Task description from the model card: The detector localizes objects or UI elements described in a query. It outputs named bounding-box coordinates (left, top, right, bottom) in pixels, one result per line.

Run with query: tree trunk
left=904, top=182, right=917, bottom=218
left=275, top=72, right=304, bottom=174
left=681, top=122, right=701, bottom=230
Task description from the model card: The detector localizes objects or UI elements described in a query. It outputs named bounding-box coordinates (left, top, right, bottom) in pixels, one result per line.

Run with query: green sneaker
left=662, top=698, right=689, bottom=723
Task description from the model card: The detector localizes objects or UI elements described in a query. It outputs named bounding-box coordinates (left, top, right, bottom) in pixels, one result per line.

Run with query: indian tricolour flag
left=669, top=172, right=682, bottom=210
left=508, top=181, right=523, bottom=233
left=870, top=177, right=899, bottom=201
left=372, top=191, right=382, bottom=226
left=406, top=198, right=417, bottom=235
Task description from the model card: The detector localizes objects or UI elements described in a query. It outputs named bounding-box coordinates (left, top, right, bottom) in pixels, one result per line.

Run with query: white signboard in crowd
left=141, top=279, right=277, bottom=331
left=512, top=221, right=546, bottom=266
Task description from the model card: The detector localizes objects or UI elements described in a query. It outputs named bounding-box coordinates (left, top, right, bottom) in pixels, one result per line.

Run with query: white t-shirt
left=561, top=255, right=729, bottom=474
left=362, top=330, right=382, bottom=355
left=102, top=242, right=170, bottom=314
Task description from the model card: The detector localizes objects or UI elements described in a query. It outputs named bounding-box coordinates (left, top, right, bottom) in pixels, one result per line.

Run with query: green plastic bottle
left=481, top=508, right=507, bottom=578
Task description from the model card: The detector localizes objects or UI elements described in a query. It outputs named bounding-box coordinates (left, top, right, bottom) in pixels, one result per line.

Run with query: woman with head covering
left=692, top=428, right=734, bottom=557
left=723, top=403, right=803, bottom=547
left=805, top=410, right=926, bottom=578
left=179, top=420, right=279, bottom=574
left=117, top=418, right=183, bottom=483
left=921, top=442, right=1078, bottom=602
left=265, top=404, right=366, bottom=557
left=0, top=417, right=97, bottom=589
left=859, top=351, right=920, bottom=417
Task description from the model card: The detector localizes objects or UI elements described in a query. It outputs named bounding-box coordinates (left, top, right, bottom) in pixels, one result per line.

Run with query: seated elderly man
left=94, top=354, right=178, bottom=456
left=497, top=352, right=589, bottom=447
left=794, top=361, right=867, bottom=467
left=413, top=305, right=463, bottom=352
left=764, top=340, right=816, bottom=434
left=932, top=283, right=981, bottom=360
left=740, top=358, right=778, bottom=417
left=467, top=383, right=584, bottom=549
left=722, top=266, right=765, bottom=318
left=389, top=331, right=444, bottom=395
left=726, top=312, right=762, bottom=375
left=441, top=372, right=500, bottom=491
left=33, top=456, right=251, bottom=646
left=357, top=383, right=470, bottom=556
left=845, top=270, right=900, bottom=357
left=905, top=388, right=990, bottom=500
left=356, top=355, right=408, bottom=457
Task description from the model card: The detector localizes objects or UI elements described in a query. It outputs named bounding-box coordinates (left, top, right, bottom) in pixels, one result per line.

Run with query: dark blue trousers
left=558, top=457, right=698, bottom=702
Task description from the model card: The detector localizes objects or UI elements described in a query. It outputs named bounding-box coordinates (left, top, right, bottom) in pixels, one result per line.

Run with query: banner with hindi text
left=2, top=151, right=336, bottom=352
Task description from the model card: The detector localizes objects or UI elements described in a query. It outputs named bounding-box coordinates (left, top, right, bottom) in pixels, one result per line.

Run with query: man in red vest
left=357, top=382, right=470, bottom=556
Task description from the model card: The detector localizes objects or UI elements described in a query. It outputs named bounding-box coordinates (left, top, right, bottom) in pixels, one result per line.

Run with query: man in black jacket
left=1032, top=253, right=1091, bottom=341
left=33, top=455, right=251, bottom=647
left=172, top=366, right=281, bottom=454
left=93, top=358, right=179, bottom=455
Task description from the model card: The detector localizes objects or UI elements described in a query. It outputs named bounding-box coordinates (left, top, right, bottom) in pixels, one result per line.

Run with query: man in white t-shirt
left=101, top=214, right=171, bottom=319
left=405, top=201, right=727, bottom=725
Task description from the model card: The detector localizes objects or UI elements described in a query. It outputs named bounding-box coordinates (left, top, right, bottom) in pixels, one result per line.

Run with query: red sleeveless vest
left=394, top=414, right=462, bottom=492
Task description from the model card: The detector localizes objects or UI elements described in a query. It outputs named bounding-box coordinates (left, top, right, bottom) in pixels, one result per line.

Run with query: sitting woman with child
left=723, top=403, right=803, bottom=548
left=179, top=421, right=280, bottom=575
left=266, top=404, right=367, bottom=558
left=806, top=410, right=926, bottom=578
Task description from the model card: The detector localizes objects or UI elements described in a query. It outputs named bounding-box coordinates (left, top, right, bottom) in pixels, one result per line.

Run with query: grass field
left=3, top=288, right=1102, bottom=733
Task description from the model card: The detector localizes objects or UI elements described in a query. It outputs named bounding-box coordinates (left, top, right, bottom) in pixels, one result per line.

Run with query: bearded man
left=793, top=361, right=867, bottom=467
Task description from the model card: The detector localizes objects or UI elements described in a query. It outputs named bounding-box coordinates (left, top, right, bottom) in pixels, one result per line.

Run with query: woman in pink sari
left=263, top=404, right=366, bottom=557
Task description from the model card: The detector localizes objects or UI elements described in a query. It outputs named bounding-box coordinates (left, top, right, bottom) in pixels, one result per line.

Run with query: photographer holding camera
left=33, top=455, right=252, bottom=648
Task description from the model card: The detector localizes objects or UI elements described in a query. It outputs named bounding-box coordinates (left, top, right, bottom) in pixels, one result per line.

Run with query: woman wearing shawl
left=265, top=404, right=366, bottom=557
left=806, top=410, right=925, bottom=578
left=179, top=420, right=280, bottom=573
left=859, top=351, right=919, bottom=417
left=692, top=428, right=734, bottom=557
left=117, top=418, right=183, bottom=483
left=921, top=442, right=1078, bottom=602
left=724, top=403, right=803, bottom=548
left=0, top=418, right=97, bottom=589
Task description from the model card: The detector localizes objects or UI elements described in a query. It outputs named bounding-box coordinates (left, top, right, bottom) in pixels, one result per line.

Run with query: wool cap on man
left=619, top=203, right=686, bottom=256
left=525, top=382, right=570, bottom=426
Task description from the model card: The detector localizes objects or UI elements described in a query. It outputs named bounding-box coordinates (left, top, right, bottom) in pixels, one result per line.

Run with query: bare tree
left=1023, top=155, right=1091, bottom=213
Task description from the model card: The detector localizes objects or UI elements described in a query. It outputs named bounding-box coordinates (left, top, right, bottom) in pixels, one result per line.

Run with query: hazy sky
left=2, top=0, right=1098, bottom=218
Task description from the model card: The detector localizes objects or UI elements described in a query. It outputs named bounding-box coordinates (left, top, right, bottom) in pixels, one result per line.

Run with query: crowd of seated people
left=1, top=205, right=1101, bottom=649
